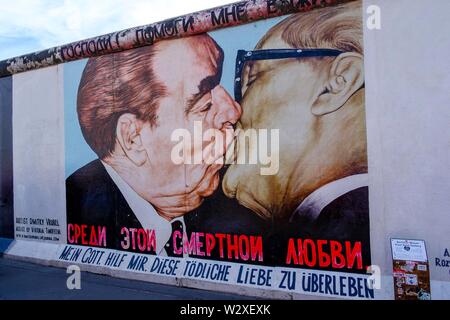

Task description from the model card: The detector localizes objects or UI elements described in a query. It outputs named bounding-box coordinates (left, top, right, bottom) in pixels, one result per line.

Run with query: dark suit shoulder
left=66, top=159, right=110, bottom=190
left=282, top=186, right=371, bottom=271
left=316, top=186, right=369, bottom=233
left=66, top=159, right=117, bottom=226
left=65, top=159, right=142, bottom=251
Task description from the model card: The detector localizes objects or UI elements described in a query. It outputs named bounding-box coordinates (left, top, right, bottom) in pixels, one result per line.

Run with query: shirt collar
left=291, top=173, right=369, bottom=222
left=101, top=161, right=184, bottom=255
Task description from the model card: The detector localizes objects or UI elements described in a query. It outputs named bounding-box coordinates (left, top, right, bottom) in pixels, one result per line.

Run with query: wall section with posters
left=2, top=0, right=450, bottom=300
left=363, top=0, right=450, bottom=300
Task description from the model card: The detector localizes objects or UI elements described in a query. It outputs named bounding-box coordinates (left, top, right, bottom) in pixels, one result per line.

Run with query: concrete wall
left=12, top=66, right=66, bottom=243
left=364, top=0, right=450, bottom=299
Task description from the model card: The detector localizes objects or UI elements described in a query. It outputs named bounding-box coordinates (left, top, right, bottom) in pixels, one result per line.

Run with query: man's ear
left=311, top=52, right=364, bottom=116
left=116, top=113, right=147, bottom=166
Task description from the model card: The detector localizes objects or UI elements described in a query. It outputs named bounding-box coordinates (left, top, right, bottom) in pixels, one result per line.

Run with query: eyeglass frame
left=234, top=48, right=344, bottom=103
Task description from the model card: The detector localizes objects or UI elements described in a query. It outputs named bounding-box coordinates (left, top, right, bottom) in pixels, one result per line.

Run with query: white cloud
left=0, top=0, right=234, bottom=60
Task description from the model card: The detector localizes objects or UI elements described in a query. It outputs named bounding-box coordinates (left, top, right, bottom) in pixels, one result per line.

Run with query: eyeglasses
left=234, top=48, right=343, bottom=104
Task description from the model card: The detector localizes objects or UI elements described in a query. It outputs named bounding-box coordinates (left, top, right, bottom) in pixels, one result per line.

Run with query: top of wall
left=0, top=0, right=353, bottom=79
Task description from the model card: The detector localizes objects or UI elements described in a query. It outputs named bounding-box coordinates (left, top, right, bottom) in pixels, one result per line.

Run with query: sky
left=0, top=0, right=235, bottom=60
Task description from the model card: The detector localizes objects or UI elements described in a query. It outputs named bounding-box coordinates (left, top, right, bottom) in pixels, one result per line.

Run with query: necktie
left=165, top=220, right=184, bottom=257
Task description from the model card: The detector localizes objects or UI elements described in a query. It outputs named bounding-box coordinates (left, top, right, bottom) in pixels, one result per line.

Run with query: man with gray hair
left=190, top=1, right=370, bottom=271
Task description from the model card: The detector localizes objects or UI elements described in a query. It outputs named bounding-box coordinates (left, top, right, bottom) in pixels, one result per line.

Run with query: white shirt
left=102, top=161, right=186, bottom=256
left=291, top=173, right=369, bottom=222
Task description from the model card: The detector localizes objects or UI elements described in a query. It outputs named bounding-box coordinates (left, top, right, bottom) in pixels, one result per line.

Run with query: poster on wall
left=391, top=238, right=431, bottom=300
left=62, top=1, right=372, bottom=299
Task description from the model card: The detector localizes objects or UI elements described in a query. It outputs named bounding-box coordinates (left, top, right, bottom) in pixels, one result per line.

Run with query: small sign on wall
left=391, top=239, right=431, bottom=300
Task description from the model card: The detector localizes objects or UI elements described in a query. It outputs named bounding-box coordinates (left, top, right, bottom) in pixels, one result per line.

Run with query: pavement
left=0, top=256, right=257, bottom=300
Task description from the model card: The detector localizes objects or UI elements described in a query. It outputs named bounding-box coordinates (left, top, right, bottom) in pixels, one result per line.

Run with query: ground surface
left=0, top=256, right=256, bottom=300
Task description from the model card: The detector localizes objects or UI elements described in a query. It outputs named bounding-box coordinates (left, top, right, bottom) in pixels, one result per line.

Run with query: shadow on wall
left=0, top=76, right=14, bottom=240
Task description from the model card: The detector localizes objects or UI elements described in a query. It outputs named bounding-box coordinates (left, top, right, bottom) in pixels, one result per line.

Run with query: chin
left=222, top=169, right=238, bottom=199
left=235, top=190, right=272, bottom=221
left=198, top=171, right=220, bottom=198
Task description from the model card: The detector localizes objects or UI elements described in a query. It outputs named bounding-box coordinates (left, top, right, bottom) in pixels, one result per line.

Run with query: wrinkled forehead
left=153, top=35, right=222, bottom=90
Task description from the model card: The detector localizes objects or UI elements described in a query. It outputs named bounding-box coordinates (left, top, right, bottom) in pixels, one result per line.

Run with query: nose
left=211, top=85, right=242, bottom=129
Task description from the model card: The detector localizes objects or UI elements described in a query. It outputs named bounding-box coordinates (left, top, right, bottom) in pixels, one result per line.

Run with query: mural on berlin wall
left=64, top=1, right=372, bottom=297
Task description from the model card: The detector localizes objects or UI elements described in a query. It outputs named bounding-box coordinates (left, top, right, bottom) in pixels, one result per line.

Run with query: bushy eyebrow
left=185, top=74, right=221, bottom=114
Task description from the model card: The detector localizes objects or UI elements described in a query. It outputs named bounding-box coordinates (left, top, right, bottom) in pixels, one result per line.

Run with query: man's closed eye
left=199, top=100, right=213, bottom=113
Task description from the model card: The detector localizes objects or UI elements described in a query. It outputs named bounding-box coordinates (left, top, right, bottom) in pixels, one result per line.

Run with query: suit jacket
left=185, top=176, right=370, bottom=272
left=66, top=159, right=144, bottom=252
left=184, top=173, right=270, bottom=265
left=67, top=161, right=265, bottom=259
left=280, top=186, right=371, bottom=272
left=67, top=161, right=370, bottom=272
